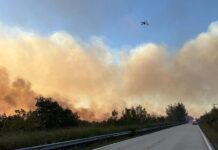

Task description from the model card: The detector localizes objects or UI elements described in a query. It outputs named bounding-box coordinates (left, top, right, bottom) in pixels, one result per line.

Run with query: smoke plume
left=0, top=21, right=218, bottom=120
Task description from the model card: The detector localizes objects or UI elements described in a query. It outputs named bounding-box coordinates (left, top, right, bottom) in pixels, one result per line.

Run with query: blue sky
left=0, top=0, right=218, bottom=50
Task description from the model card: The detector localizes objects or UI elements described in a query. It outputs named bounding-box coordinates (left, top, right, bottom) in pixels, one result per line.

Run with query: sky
left=0, top=0, right=218, bottom=120
left=0, top=0, right=218, bottom=49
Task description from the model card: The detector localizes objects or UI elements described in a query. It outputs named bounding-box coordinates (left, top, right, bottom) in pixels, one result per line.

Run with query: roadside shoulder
left=198, top=126, right=215, bottom=150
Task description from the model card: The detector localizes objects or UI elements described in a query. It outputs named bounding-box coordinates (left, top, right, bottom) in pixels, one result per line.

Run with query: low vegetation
left=0, top=96, right=188, bottom=149
left=200, top=107, right=218, bottom=149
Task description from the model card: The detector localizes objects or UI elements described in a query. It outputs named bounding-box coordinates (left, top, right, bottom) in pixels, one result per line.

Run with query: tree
left=35, top=97, right=79, bottom=128
left=1, top=109, right=27, bottom=131
left=25, top=111, right=42, bottom=130
left=120, top=105, right=148, bottom=124
left=107, top=110, right=118, bottom=124
left=200, top=107, right=218, bottom=130
left=166, top=103, right=188, bottom=123
left=111, top=110, right=118, bottom=120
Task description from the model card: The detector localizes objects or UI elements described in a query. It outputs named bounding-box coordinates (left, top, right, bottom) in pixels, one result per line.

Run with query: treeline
left=0, top=97, right=188, bottom=131
left=106, top=102, right=187, bottom=126
left=200, top=106, right=218, bottom=130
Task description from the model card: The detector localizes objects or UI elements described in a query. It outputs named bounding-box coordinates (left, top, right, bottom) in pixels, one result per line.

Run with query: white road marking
left=198, top=126, right=214, bottom=150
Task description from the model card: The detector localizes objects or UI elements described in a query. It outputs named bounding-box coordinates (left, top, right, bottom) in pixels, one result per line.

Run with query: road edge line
left=198, top=126, right=214, bottom=150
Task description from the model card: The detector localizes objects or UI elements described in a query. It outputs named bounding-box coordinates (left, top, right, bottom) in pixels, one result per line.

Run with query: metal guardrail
left=17, top=123, right=182, bottom=150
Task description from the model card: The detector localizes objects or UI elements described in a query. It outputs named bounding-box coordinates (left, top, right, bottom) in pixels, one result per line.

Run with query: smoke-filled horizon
left=0, top=21, right=218, bottom=120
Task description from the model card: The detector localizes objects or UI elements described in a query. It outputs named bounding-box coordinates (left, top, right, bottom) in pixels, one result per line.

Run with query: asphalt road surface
left=95, top=124, right=211, bottom=150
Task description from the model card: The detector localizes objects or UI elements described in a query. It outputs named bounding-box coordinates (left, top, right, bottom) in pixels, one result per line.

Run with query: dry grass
left=200, top=124, right=218, bottom=150
left=0, top=124, right=149, bottom=150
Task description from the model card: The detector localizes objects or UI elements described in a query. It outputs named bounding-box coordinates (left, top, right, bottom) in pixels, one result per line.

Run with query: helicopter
left=141, top=21, right=149, bottom=25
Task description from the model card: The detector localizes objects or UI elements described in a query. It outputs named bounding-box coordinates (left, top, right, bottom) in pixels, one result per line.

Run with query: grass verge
left=200, top=124, right=218, bottom=150
left=0, top=124, right=154, bottom=150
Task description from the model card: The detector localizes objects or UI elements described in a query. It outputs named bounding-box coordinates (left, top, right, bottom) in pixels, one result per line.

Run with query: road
left=95, top=124, right=211, bottom=150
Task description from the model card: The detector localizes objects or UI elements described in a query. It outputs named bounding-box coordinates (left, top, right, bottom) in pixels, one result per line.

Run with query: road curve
left=95, top=124, right=210, bottom=150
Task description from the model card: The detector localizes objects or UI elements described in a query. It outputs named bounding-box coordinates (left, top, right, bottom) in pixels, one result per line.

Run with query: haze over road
left=95, top=124, right=210, bottom=150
